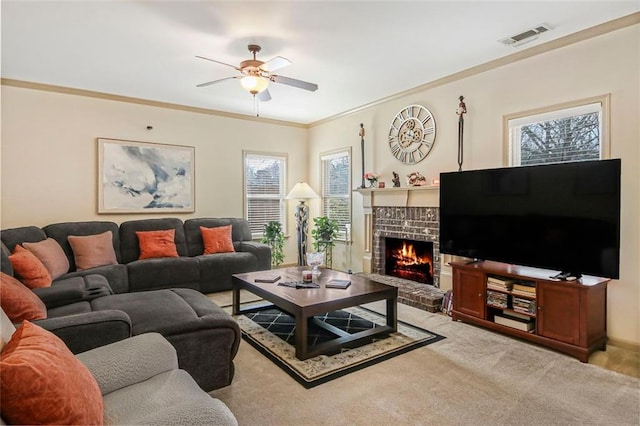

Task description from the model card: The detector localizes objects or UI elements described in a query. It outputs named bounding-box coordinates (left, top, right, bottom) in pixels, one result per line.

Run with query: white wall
left=308, top=24, right=640, bottom=347
left=0, top=87, right=308, bottom=263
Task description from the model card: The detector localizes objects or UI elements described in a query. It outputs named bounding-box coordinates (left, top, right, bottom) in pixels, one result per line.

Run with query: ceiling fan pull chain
left=254, top=95, right=260, bottom=117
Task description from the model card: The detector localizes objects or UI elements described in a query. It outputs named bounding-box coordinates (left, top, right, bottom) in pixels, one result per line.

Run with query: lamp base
left=295, top=201, right=309, bottom=266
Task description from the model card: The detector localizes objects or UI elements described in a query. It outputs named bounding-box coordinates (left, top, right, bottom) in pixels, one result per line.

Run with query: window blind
left=244, top=153, right=286, bottom=237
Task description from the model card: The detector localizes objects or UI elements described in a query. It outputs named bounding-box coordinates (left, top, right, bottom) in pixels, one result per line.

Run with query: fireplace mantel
left=354, top=186, right=439, bottom=208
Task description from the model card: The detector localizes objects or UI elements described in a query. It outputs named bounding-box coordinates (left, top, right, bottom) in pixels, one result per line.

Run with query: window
left=320, top=149, right=351, bottom=240
left=506, top=96, right=609, bottom=166
left=243, top=152, right=286, bottom=238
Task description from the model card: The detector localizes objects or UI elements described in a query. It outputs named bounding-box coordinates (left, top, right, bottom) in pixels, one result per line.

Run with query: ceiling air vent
left=499, top=24, right=552, bottom=47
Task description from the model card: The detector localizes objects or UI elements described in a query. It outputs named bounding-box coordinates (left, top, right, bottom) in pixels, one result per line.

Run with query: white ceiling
left=2, top=1, right=638, bottom=125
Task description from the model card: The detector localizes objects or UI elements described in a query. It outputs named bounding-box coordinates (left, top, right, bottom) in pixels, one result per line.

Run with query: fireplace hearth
left=384, top=237, right=434, bottom=285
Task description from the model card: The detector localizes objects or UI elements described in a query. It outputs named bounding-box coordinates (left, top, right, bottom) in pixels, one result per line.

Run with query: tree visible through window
left=243, top=152, right=286, bottom=238
left=320, top=149, right=351, bottom=240
left=508, top=101, right=604, bottom=166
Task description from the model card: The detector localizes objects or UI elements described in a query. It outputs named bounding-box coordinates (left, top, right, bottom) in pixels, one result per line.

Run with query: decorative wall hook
left=359, top=123, right=366, bottom=189
left=456, top=96, right=467, bottom=172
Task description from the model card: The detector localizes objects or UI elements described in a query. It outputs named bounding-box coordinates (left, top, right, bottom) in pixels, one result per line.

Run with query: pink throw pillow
left=23, top=238, right=69, bottom=280
left=68, top=231, right=118, bottom=270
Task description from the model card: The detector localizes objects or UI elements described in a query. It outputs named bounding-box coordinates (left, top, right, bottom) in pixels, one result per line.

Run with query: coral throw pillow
left=22, top=238, right=70, bottom=280
left=0, top=320, right=104, bottom=425
left=8, top=245, right=52, bottom=288
left=68, top=231, right=118, bottom=270
left=136, top=229, right=179, bottom=259
left=201, top=225, right=235, bottom=254
left=0, top=272, right=47, bottom=322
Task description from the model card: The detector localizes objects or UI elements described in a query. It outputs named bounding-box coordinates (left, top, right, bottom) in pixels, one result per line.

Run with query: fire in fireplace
left=384, top=237, right=434, bottom=285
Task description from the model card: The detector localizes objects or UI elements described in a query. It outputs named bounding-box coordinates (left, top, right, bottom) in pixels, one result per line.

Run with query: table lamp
left=286, top=182, right=319, bottom=266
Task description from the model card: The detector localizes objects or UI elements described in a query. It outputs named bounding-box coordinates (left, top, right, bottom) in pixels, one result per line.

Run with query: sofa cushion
left=102, top=369, right=238, bottom=425
left=0, top=272, right=47, bottom=322
left=44, top=221, right=122, bottom=271
left=201, top=225, right=235, bottom=254
left=120, top=218, right=188, bottom=263
left=8, top=245, right=52, bottom=288
left=125, top=257, right=200, bottom=292
left=0, top=320, right=104, bottom=425
left=196, top=251, right=257, bottom=293
left=136, top=229, right=180, bottom=259
left=68, top=230, right=118, bottom=270
left=0, top=226, right=47, bottom=253
left=23, top=238, right=70, bottom=280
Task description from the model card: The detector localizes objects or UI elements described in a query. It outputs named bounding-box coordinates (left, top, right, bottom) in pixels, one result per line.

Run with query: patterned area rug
left=227, top=305, right=445, bottom=388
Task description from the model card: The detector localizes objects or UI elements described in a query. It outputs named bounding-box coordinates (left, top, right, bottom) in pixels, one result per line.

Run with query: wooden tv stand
left=450, top=260, right=609, bottom=362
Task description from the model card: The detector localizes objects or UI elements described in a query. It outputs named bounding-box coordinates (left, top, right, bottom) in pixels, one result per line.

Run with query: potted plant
left=261, top=221, right=285, bottom=267
left=311, top=216, right=339, bottom=267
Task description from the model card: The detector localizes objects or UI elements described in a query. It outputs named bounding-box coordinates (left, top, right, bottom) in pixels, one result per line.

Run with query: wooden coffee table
left=232, top=267, right=398, bottom=360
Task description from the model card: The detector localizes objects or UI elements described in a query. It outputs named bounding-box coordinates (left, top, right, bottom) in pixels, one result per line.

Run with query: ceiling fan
left=196, top=44, right=318, bottom=102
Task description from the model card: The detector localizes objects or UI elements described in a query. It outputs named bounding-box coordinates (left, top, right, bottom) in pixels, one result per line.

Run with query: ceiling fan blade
left=196, top=76, right=238, bottom=88
left=271, top=75, right=318, bottom=92
left=195, top=55, right=240, bottom=71
left=258, top=89, right=272, bottom=102
left=259, top=56, right=292, bottom=72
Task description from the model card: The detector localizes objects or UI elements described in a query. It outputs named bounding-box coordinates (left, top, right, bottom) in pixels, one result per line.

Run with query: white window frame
left=243, top=151, right=287, bottom=239
left=320, top=148, right=352, bottom=242
left=503, top=94, right=610, bottom=166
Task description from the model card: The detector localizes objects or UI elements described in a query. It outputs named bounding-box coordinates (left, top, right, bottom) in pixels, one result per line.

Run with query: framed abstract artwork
left=98, top=138, right=195, bottom=213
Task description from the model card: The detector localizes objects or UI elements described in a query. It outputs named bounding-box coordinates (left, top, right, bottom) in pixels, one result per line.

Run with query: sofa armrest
left=238, top=241, right=271, bottom=270
left=33, top=275, right=113, bottom=309
left=33, top=278, right=86, bottom=308
left=76, top=333, right=178, bottom=395
left=35, top=310, right=132, bottom=354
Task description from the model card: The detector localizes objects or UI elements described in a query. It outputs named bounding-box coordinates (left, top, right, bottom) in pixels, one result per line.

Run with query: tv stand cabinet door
left=453, top=268, right=485, bottom=319
left=537, top=282, right=580, bottom=344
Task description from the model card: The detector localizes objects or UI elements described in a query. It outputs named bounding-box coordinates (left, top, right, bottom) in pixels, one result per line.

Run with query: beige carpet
left=209, top=295, right=639, bottom=425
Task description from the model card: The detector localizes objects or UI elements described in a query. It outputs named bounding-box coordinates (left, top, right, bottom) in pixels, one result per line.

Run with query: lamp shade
left=286, top=182, right=319, bottom=200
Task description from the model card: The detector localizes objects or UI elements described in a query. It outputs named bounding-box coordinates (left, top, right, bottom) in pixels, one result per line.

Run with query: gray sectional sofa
left=1, top=217, right=271, bottom=294
left=1, top=217, right=271, bottom=392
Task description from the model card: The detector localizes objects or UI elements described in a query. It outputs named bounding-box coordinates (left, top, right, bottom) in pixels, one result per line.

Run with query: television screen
left=439, top=159, right=621, bottom=279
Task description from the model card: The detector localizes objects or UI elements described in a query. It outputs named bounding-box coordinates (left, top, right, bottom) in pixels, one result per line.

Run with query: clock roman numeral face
left=388, top=105, right=436, bottom=165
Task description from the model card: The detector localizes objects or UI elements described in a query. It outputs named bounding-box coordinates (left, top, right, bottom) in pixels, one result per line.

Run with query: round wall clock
left=388, top=104, right=436, bottom=164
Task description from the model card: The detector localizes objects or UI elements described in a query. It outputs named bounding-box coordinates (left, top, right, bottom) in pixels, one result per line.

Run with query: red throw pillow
left=68, top=231, right=118, bottom=270
left=136, top=229, right=179, bottom=259
left=201, top=225, right=235, bottom=254
left=0, top=272, right=47, bottom=322
left=22, top=238, right=70, bottom=280
left=0, top=320, right=104, bottom=425
left=8, top=245, right=52, bottom=288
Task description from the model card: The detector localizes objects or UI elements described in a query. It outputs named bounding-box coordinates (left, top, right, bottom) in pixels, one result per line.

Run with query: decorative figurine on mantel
left=406, top=171, right=427, bottom=186
left=392, top=171, right=401, bottom=187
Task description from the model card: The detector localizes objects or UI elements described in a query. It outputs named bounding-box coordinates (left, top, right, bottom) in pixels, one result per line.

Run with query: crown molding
left=0, top=78, right=307, bottom=129
left=309, top=12, right=640, bottom=128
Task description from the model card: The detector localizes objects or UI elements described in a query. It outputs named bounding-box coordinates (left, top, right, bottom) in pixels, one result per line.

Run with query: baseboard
left=607, top=337, right=640, bottom=353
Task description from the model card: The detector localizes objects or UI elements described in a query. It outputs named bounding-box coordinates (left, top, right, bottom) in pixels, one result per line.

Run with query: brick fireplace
left=372, top=206, right=440, bottom=288
left=355, top=187, right=444, bottom=312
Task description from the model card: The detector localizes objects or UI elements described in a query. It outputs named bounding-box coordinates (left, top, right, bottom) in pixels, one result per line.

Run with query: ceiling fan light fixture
left=240, top=75, right=269, bottom=95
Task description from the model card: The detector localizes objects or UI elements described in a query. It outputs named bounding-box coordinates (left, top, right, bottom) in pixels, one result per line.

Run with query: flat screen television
left=439, top=159, right=621, bottom=279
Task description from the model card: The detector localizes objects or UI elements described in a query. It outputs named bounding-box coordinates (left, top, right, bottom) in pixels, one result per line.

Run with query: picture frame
left=98, top=138, right=195, bottom=213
